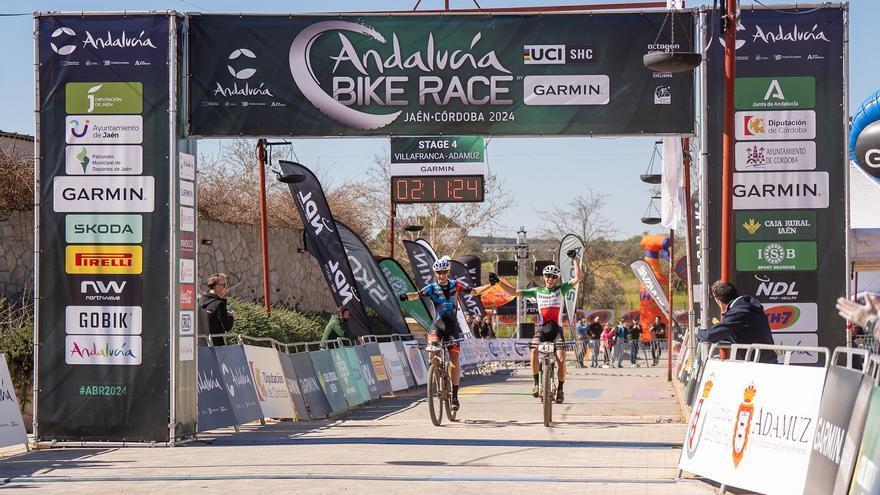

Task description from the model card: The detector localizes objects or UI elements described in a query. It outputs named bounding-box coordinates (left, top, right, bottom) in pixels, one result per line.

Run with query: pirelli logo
left=66, top=245, right=142, bottom=275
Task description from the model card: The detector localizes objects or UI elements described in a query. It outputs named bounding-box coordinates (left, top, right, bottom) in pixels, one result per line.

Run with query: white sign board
left=242, top=345, right=295, bottom=419
left=679, top=359, right=826, bottom=495
left=0, top=354, right=27, bottom=448
left=379, top=342, right=409, bottom=391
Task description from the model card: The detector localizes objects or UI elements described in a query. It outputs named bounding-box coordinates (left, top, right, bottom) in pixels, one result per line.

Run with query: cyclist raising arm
left=486, top=250, right=582, bottom=403
left=399, top=256, right=471, bottom=410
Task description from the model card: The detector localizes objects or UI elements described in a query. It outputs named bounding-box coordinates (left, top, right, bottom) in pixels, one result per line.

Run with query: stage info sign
left=703, top=6, right=847, bottom=359
left=187, top=13, right=694, bottom=137
left=678, top=359, right=826, bottom=495
left=35, top=13, right=196, bottom=442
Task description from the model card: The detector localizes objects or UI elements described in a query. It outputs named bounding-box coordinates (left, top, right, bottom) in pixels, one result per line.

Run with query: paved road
left=0, top=363, right=718, bottom=494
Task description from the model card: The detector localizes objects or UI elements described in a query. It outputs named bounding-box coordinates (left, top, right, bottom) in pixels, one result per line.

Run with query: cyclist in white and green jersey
left=492, top=250, right=581, bottom=403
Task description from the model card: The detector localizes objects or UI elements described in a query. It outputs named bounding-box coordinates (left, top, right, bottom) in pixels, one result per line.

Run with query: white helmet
left=432, top=257, right=451, bottom=272
left=542, top=264, right=561, bottom=277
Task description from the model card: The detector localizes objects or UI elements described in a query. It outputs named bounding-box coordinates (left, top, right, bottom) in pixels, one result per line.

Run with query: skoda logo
left=227, top=48, right=257, bottom=80
left=50, top=27, right=77, bottom=55
left=865, top=149, right=880, bottom=169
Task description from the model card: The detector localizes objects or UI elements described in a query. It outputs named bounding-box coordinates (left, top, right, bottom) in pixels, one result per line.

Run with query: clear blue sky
left=3, top=0, right=876, bottom=239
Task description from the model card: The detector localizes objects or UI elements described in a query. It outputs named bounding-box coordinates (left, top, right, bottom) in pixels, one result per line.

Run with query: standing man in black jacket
left=697, top=280, right=776, bottom=364
left=200, top=273, right=235, bottom=346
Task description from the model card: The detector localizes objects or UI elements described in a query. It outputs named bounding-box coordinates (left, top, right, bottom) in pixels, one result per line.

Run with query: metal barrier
left=744, top=344, right=830, bottom=367
left=831, top=346, right=872, bottom=371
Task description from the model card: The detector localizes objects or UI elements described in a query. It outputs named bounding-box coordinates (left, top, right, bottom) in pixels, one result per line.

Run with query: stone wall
left=0, top=212, right=335, bottom=313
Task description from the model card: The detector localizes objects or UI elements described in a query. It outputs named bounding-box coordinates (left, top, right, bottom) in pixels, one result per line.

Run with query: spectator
left=626, top=320, right=641, bottom=367
left=482, top=314, right=496, bottom=339
left=199, top=273, right=234, bottom=346
left=465, top=314, right=476, bottom=337
left=698, top=280, right=776, bottom=364
left=575, top=316, right=588, bottom=368
left=837, top=293, right=880, bottom=342
left=322, top=306, right=351, bottom=346
left=650, top=316, right=666, bottom=366
left=614, top=319, right=627, bottom=368
left=600, top=323, right=615, bottom=367
left=587, top=316, right=603, bottom=367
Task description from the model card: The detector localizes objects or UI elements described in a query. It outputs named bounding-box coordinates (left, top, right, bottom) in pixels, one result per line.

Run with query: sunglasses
left=435, top=270, right=449, bottom=275
left=544, top=274, right=558, bottom=279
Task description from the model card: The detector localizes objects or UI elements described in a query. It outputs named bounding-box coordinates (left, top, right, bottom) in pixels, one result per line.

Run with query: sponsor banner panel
left=65, top=82, right=143, bottom=114
left=735, top=241, right=817, bottom=271
left=365, top=343, right=393, bottom=396
left=770, top=333, right=820, bottom=364
left=66, top=276, right=143, bottom=305
left=65, top=214, right=142, bottom=244
left=0, top=355, right=28, bottom=448
left=735, top=211, right=816, bottom=241
left=735, top=110, right=816, bottom=141
left=735, top=141, right=816, bottom=172
left=379, top=342, right=409, bottom=391
left=679, top=359, right=826, bottom=494
left=188, top=14, right=695, bottom=136
left=733, top=172, right=829, bottom=210
left=341, top=347, right=372, bottom=404
left=65, top=145, right=143, bottom=175
left=309, top=349, right=349, bottom=413
left=289, top=351, right=331, bottom=419
left=196, top=347, right=237, bottom=432
left=803, top=366, right=866, bottom=495
left=179, top=152, right=195, bottom=180
left=276, top=351, right=310, bottom=421
left=178, top=311, right=194, bottom=336
left=850, top=386, right=880, bottom=495
left=65, top=305, right=142, bottom=335
left=395, top=341, right=417, bottom=388
left=330, top=348, right=362, bottom=407
left=65, top=115, right=143, bottom=144
left=390, top=162, right=487, bottom=176
left=735, top=76, right=815, bottom=110
left=65, top=244, right=143, bottom=275
left=764, top=303, right=818, bottom=332
left=836, top=377, right=875, bottom=495
left=242, top=345, right=295, bottom=419
left=65, top=335, right=142, bottom=365
left=402, top=341, right=428, bottom=386
left=213, top=345, right=263, bottom=425
left=735, top=272, right=817, bottom=304
left=354, top=345, right=381, bottom=400
left=53, top=176, right=155, bottom=212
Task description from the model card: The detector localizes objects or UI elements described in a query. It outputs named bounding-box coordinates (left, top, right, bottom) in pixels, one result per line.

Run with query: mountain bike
left=521, top=340, right=567, bottom=427
left=422, top=338, right=462, bottom=426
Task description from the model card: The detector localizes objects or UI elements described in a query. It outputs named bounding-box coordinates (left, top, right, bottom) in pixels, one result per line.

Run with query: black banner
left=354, top=346, right=381, bottom=400
left=337, top=223, right=409, bottom=335
left=289, top=352, right=330, bottom=419
left=196, top=347, right=237, bottom=432
left=402, top=239, right=437, bottom=317
left=450, top=260, right=485, bottom=318
left=364, top=343, right=393, bottom=396
left=704, top=7, right=847, bottom=357
left=213, top=345, right=263, bottom=425
left=36, top=14, right=175, bottom=441
left=833, top=375, right=875, bottom=495
left=458, top=255, right=482, bottom=286
left=804, top=366, right=865, bottom=494
left=277, top=352, right=310, bottom=421
left=280, top=161, right=370, bottom=336
left=309, top=350, right=349, bottom=413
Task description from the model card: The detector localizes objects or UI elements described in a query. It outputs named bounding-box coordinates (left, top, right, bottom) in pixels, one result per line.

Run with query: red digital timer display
left=391, top=175, right=484, bottom=204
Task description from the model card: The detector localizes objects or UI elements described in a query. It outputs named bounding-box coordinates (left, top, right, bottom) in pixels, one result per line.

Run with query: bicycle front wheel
left=542, top=361, right=553, bottom=427
left=443, top=362, right=457, bottom=422
left=427, top=363, right=443, bottom=426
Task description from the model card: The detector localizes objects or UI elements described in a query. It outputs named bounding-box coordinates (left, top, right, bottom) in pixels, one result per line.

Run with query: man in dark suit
left=697, top=280, right=777, bottom=364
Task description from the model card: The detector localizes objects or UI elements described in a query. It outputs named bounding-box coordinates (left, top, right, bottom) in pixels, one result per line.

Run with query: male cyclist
left=491, top=251, right=581, bottom=403
left=400, top=256, right=471, bottom=410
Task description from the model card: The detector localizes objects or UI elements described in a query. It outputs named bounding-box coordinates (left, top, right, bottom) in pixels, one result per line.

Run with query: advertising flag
left=378, top=257, right=433, bottom=331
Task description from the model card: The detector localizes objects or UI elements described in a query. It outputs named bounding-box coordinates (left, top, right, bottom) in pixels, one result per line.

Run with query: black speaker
left=534, top=260, right=554, bottom=276
left=496, top=260, right=518, bottom=276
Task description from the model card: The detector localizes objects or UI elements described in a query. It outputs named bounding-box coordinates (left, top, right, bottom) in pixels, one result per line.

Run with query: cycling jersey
left=520, top=283, right=574, bottom=326
left=419, top=278, right=471, bottom=320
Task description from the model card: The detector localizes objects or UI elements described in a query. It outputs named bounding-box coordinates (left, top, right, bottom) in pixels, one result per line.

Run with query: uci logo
left=523, top=45, right=565, bottom=64
left=227, top=48, right=257, bottom=80
left=50, top=26, right=77, bottom=55
left=865, top=149, right=880, bottom=169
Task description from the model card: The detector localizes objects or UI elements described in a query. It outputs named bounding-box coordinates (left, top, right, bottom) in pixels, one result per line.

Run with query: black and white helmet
left=432, top=257, right=451, bottom=272
left=542, top=264, right=561, bottom=277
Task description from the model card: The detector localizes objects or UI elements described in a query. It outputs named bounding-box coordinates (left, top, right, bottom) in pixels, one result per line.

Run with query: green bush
left=0, top=296, right=34, bottom=409
left=228, top=298, right=328, bottom=344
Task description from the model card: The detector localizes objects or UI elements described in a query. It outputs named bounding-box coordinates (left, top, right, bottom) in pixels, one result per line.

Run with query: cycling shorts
left=429, top=314, right=462, bottom=354
left=531, top=321, right=565, bottom=344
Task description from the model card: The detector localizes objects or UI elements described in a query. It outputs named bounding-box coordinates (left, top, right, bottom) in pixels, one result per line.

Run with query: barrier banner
left=188, top=13, right=694, bottom=137
left=196, top=347, right=237, bottom=432
left=342, top=347, right=372, bottom=404
left=213, top=345, right=262, bottom=425
left=395, top=341, right=417, bottom=388
left=309, top=349, right=349, bottom=413
left=354, top=345, right=382, bottom=399
left=487, top=339, right=502, bottom=361
left=679, top=359, right=826, bottom=495
left=330, top=348, right=362, bottom=407
left=378, top=257, right=433, bottom=331
left=834, top=375, right=875, bottom=495
left=379, top=342, right=410, bottom=391
left=0, top=355, right=27, bottom=448
left=804, top=366, right=866, bottom=494
left=850, top=385, right=880, bottom=495
left=288, top=352, right=331, bottom=419
left=402, top=341, right=429, bottom=386
left=243, top=345, right=296, bottom=419
left=280, top=161, right=370, bottom=336
left=365, top=343, right=393, bottom=396
left=276, top=351, right=310, bottom=421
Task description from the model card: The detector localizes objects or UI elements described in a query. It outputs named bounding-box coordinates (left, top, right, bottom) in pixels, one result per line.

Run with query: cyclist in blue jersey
left=400, top=256, right=472, bottom=410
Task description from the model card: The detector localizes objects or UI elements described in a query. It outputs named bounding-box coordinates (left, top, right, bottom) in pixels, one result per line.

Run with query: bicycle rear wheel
left=443, top=362, right=457, bottom=422
left=542, top=361, right=553, bottom=427
left=427, top=363, right=443, bottom=426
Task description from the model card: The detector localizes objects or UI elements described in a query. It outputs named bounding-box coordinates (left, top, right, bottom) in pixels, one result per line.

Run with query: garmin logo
left=732, top=172, right=829, bottom=210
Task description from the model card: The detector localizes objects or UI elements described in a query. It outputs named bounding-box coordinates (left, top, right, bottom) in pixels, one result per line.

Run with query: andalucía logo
left=685, top=376, right=714, bottom=459
left=732, top=384, right=757, bottom=468
left=65, top=336, right=142, bottom=365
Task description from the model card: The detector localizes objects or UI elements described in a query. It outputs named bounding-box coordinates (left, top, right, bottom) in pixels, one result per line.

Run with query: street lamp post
left=515, top=227, right=530, bottom=339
